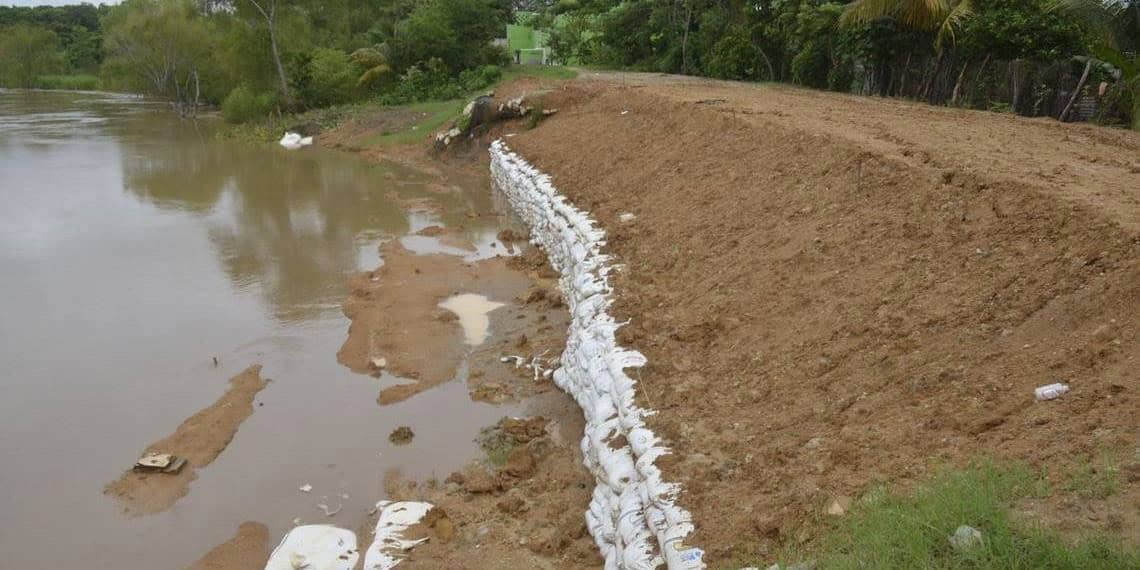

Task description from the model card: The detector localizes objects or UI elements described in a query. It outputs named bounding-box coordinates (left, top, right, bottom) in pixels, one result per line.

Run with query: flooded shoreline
left=0, top=89, right=581, bottom=568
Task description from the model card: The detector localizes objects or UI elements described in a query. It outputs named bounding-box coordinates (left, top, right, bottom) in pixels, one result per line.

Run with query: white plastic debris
left=490, top=140, right=705, bottom=569
left=279, top=132, right=314, bottom=150
left=619, top=212, right=637, bottom=222
left=299, top=483, right=313, bottom=493
left=1034, top=383, right=1070, bottom=401
left=265, top=525, right=358, bottom=570
left=948, top=525, right=984, bottom=550
left=363, top=501, right=434, bottom=570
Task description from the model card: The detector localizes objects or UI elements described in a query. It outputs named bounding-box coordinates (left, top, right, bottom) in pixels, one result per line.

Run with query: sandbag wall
left=490, top=140, right=705, bottom=570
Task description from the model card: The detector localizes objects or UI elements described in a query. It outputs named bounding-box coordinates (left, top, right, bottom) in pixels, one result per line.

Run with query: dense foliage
left=0, top=0, right=1135, bottom=129
left=536, top=0, right=1137, bottom=128
left=0, top=0, right=513, bottom=121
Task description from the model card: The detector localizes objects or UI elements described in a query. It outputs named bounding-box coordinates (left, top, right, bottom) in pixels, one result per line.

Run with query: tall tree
left=0, top=24, right=64, bottom=87
left=102, top=0, right=212, bottom=115
left=1050, top=0, right=1139, bottom=128
left=241, top=0, right=294, bottom=107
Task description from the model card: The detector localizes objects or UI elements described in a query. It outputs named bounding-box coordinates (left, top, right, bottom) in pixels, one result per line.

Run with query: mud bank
left=104, top=365, right=268, bottom=516
left=498, top=74, right=1140, bottom=563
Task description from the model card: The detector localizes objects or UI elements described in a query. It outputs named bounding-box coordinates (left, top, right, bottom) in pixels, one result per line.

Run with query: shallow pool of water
left=0, top=90, right=520, bottom=568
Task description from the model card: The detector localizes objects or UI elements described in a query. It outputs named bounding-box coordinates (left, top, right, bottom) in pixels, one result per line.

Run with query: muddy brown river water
left=0, top=90, right=531, bottom=568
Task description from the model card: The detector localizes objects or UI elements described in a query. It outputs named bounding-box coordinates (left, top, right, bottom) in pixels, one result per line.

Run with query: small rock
left=826, top=496, right=850, bottom=516
left=948, top=525, right=983, bottom=550
left=299, top=484, right=312, bottom=493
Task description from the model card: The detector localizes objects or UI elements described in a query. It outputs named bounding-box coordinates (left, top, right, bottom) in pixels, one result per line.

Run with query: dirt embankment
left=105, top=365, right=268, bottom=516
left=500, top=74, right=1140, bottom=562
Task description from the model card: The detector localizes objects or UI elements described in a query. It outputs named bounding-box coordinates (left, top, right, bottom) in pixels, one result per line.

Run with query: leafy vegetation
left=531, top=0, right=1138, bottom=129
left=762, top=461, right=1139, bottom=569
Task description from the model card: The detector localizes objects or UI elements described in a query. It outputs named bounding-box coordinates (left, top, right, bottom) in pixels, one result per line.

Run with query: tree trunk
left=681, top=3, right=692, bottom=75
left=1132, top=90, right=1140, bottom=131
left=898, top=51, right=912, bottom=97
left=268, top=26, right=292, bottom=108
left=1059, top=58, right=1093, bottom=122
left=923, top=51, right=947, bottom=101
left=951, top=61, right=970, bottom=105
left=756, top=46, right=775, bottom=82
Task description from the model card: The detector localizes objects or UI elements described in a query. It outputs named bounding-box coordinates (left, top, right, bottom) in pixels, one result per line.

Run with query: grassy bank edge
left=726, top=460, right=1138, bottom=570
left=218, top=65, right=578, bottom=147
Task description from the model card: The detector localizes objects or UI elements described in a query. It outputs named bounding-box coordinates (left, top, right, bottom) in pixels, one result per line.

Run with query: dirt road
left=498, top=72, right=1140, bottom=563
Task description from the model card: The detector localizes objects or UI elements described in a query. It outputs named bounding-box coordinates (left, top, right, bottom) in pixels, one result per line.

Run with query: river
left=0, top=90, right=526, bottom=568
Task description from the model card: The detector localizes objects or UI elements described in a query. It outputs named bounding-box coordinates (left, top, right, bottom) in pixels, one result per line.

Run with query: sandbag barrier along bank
left=490, top=141, right=705, bottom=570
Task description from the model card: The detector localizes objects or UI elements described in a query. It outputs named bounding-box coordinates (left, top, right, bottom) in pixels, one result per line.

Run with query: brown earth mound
left=105, top=365, right=268, bottom=516
left=502, top=74, right=1140, bottom=562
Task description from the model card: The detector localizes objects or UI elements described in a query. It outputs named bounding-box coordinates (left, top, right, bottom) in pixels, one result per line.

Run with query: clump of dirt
left=187, top=521, right=269, bottom=570
left=105, top=365, right=268, bottom=516
left=505, top=74, right=1140, bottom=562
left=389, top=426, right=415, bottom=445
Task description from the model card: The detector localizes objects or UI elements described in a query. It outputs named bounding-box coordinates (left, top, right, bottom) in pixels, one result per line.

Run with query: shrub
left=221, top=85, right=276, bottom=124
left=379, top=58, right=463, bottom=104
left=458, top=64, right=501, bottom=92
left=303, top=48, right=358, bottom=108
left=791, top=40, right=830, bottom=89
left=705, top=31, right=758, bottom=80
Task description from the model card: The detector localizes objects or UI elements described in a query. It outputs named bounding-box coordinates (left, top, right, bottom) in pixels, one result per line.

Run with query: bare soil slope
left=503, top=73, right=1140, bottom=562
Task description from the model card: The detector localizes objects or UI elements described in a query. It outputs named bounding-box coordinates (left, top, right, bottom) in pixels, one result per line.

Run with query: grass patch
left=360, top=99, right=466, bottom=147
left=1064, top=452, right=1120, bottom=500
left=501, top=65, right=578, bottom=82
left=36, top=74, right=101, bottom=90
left=767, top=461, right=1138, bottom=570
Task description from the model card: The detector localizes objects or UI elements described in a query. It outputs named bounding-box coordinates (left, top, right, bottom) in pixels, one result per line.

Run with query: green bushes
left=35, top=74, right=100, bottom=90
left=221, top=85, right=276, bottom=124
left=300, top=48, right=358, bottom=108
left=380, top=59, right=502, bottom=105
left=705, top=31, right=760, bottom=80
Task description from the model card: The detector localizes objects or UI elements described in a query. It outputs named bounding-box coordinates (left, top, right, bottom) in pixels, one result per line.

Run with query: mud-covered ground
left=500, top=72, right=1140, bottom=563
left=191, top=72, right=1138, bottom=568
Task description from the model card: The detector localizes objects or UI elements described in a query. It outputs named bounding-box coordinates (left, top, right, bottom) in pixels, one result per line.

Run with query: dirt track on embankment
left=496, top=72, right=1140, bottom=563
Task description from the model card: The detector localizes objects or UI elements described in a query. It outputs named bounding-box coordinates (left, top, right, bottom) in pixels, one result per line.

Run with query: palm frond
left=936, top=0, right=975, bottom=50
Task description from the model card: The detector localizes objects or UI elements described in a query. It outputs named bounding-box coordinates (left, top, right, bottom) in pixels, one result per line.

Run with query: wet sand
left=188, top=521, right=270, bottom=570
left=104, top=365, right=268, bottom=516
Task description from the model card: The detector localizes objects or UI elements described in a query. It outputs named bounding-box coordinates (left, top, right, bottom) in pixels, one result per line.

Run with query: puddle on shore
left=0, top=90, right=539, bottom=569
left=439, top=293, right=507, bottom=346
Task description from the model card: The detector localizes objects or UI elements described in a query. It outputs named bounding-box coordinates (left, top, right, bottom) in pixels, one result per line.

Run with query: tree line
left=0, top=0, right=514, bottom=119
left=534, top=0, right=1138, bottom=129
left=1, top=0, right=1135, bottom=130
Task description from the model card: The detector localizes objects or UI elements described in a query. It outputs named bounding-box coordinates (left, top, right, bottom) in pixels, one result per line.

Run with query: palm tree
left=350, top=45, right=392, bottom=89
left=1050, top=0, right=1139, bottom=129
left=840, top=0, right=976, bottom=51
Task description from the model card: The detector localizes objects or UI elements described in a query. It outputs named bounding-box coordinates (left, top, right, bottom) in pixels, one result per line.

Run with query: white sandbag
left=490, top=140, right=705, bottom=569
left=362, top=501, right=434, bottom=570
left=265, top=525, right=358, bottom=570
left=279, top=132, right=314, bottom=150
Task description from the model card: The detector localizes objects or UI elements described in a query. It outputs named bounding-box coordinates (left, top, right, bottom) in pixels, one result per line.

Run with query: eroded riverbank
left=0, top=89, right=592, bottom=569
